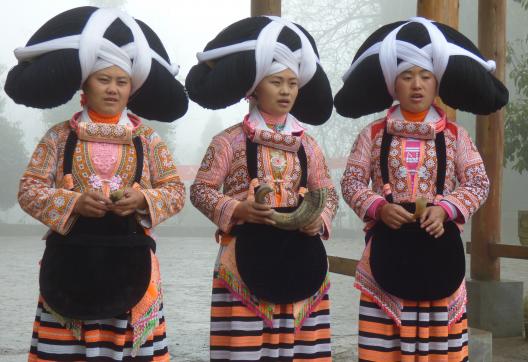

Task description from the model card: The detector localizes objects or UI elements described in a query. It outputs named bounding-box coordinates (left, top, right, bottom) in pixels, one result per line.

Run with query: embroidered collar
left=69, top=109, right=142, bottom=145
left=386, top=104, right=446, bottom=140
left=242, top=108, right=305, bottom=152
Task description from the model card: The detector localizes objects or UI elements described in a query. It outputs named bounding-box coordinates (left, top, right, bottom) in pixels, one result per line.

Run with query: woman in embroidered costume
left=186, top=16, right=338, bottom=361
left=335, top=17, right=508, bottom=361
left=5, top=7, right=188, bottom=361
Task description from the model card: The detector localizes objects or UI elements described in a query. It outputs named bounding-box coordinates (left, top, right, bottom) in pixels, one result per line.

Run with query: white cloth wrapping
left=14, top=8, right=180, bottom=94
left=341, top=17, right=496, bottom=98
left=196, top=16, right=320, bottom=95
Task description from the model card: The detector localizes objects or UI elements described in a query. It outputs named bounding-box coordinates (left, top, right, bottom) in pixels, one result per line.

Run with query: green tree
left=505, top=0, right=528, bottom=174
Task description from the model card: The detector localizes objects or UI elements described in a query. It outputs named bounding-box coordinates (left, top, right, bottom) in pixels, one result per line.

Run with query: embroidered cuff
left=368, top=198, right=388, bottom=221
left=438, top=200, right=458, bottom=221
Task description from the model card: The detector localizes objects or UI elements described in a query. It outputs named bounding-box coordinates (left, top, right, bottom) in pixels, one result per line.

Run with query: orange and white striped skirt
left=28, top=299, right=170, bottom=361
left=210, top=277, right=332, bottom=361
left=358, top=293, right=468, bottom=362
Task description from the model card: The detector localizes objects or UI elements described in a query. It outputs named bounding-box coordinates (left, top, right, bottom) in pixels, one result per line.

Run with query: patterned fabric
left=386, top=118, right=437, bottom=140
left=77, top=121, right=133, bottom=144
left=358, top=293, right=468, bottom=362
left=402, top=139, right=422, bottom=191
left=340, top=109, right=489, bottom=223
left=216, top=240, right=331, bottom=329
left=210, top=277, right=332, bottom=361
left=19, top=118, right=185, bottom=234
left=354, top=240, right=467, bottom=327
left=191, top=120, right=337, bottom=356
left=341, top=105, right=486, bottom=359
left=252, top=128, right=302, bottom=152
left=19, top=114, right=185, bottom=359
left=29, top=299, right=169, bottom=362
left=191, top=122, right=337, bottom=235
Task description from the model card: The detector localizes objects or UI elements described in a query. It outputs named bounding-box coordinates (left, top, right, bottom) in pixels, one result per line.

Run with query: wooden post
left=251, top=0, right=281, bottom=16
left=416, top=0, right=459, bottom=121
left=470, top=0, right=506, bottom=281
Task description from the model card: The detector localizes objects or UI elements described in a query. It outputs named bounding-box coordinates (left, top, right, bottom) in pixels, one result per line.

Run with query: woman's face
left=83, top=65, right=131, bottom=115
left=394, top=66, right=438, bottom=113
left=254, top=68, right=299, bottom=117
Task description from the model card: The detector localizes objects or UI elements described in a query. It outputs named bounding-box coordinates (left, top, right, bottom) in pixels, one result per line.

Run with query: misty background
left=0, top=0, right=526, bottom=245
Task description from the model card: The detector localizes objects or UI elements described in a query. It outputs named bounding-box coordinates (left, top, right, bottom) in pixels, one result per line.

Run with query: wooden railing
left=327, top=256, right=358, bottom=277
left=466, top=242, right=528, bottom=260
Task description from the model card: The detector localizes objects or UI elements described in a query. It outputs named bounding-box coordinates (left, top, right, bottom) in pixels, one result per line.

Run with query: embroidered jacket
left=341, top=105, right=489, bottom=325
left=191, top=122, right=338, bottom=237
left=19, top=115, right=185, bottom=235
left=341, top=109, right=489, bottom=224
left=190, top=115, right=338, bottom=328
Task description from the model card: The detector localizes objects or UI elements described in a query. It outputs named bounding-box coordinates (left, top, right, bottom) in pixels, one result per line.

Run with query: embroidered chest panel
left=370, top=130, right=457, bottom=200
left=221, top=135, right=303, bottom=207
left=256, top=144, right=302, bottom=207
left=71, top=140, right=138, bottom=193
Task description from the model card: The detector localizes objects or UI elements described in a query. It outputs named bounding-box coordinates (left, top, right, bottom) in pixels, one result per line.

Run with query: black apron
left=39, top=131, right=156, bottom=320
left=233, top=138, right=328, bottom=304
left=369, top=127, right=465, bottom=301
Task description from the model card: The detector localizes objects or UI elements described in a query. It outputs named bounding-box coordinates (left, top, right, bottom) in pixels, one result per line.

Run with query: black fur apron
left=39, top=130, right=155, bottom=320
left=369, top=127, right=465, bottom=301
left=233, top=138, right=328, bottom=304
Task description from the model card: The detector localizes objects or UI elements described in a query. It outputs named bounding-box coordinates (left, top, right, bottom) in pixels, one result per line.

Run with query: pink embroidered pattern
left=90, top=142, right=119, bottom=178
left=88, top=174, right=122, bottom=191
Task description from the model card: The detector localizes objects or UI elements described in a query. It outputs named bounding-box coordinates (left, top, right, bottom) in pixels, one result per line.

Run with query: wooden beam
left=328, top=256, right=358, bottom=277
left=251, top=0, right=281, bottom=17
left=416, top=0, right=459, bottom=121
left=417, top=0, right=459, bottom=28
left=470, top=0, right=506, bottom=281
left=466, top=242, right=528, bottom=260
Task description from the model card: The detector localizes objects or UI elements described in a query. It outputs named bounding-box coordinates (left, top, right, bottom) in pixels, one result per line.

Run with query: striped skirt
left=28, top=299, right=170, bottom=361
left=210, top=277, right=332, bottom=361
left=358, top=293, right=468, bottom=362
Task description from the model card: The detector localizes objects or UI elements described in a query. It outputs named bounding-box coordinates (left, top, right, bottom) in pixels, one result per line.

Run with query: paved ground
left=0, top=234, right=526, bottom=361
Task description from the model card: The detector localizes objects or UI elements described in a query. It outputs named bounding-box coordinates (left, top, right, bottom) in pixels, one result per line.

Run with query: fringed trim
left=217, top=266, right=331, bottom=330
left=42, top=300, right=83, bottom=340
left=354, top=269, right=403, bottom=326
left=294, top=274, right=331, bottom=330
left=131, top=284, right=162, bottom=357
left=448, top=282, right=467, bottom=326
left=217, top=265, right=275, bottom=327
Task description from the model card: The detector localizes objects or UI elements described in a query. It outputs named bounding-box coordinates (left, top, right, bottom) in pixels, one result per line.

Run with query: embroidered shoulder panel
left=77, top=122, right=133, bottom=144
left=386, top=118, right=436, bottom=140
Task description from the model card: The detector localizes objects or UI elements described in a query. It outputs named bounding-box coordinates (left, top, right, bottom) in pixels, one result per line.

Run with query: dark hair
left=4, top=6, right=188, bottom=122
left=334, top=20, right=508, bottom=118
left=185, top=16, right=333, bottom=125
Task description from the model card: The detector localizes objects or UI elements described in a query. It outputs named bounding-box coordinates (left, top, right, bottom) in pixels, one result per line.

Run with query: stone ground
left=0, top=234, right=526, bottom=361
